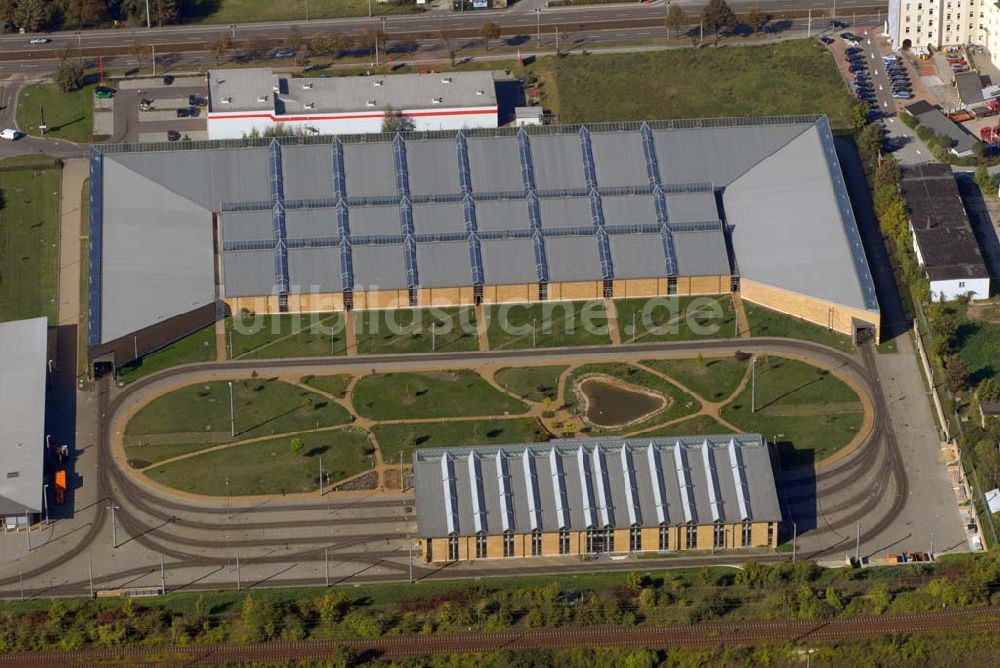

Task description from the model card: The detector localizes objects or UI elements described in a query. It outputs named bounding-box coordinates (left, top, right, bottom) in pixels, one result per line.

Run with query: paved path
left=57, top=159, right=87, bottom=329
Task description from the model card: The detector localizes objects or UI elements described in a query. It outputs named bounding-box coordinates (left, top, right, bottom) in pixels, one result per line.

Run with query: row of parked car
left=883, top=54, right=914, bottom=100
left=847, top=47, right=913, bottom=113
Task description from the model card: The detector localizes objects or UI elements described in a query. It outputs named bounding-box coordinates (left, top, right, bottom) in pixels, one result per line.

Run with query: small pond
left=579, top=378, right=665, bottom=427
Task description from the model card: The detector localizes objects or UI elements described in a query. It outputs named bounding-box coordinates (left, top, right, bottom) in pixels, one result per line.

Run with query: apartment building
left=887, top=0, right=996, bottom=52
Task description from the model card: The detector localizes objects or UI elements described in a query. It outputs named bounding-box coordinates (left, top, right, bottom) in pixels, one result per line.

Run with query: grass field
left=354, top=307, right=478, bottom=355
left=226, top=313, right=346, bottom=359
left=0, top=158, right=61, bottom=323
left=117, top=325, right=216, bottom=385
left=126, top=378, right=352, bottom=439
left=641, top=357, right=748, bottom=402
left=615, top=296, right=736, bottom=344
left=744, top=301, right=855, bottom=353
left=563, top=363, right=701, bottom=433
left=957, top=315, right=1000, bottom=385
left=125, top=441, right=226, bottom=468
left=15, top=82, right=96, bottom=143
left=302, top=374, right=353, bottom=398
left=494, top=365, right=568, bottom=403
left=185, top=0, right=418, bottom=23
left=554, top=40, right=854, bottom=127
left=352, top=370, right=529, bottom=420
left=147, top=427, right=372, bottom=496
left=374, top=418, right=549, bottom=463
left=486, top=301, right=610, bottom=350
left=636, top=414, right=735, bottom=438
left=720, top=356, right=864, bottom=467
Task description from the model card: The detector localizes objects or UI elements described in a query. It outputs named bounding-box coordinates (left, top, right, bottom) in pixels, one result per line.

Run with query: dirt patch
left=967, top=303, right=1000, bottom=324
left=331, top=470, right=378, bottom=492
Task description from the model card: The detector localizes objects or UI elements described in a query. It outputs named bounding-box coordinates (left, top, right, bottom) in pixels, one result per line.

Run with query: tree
left=979, top=377, right=1000, bottom=403
left=55, top=56, right=85, bottom=93
left=824, top=585, right=844, bottom=611
left=745, top=6, right=767, bottom=34
left=11, top=0, right=51, bottom=31
left=867, top=581, right=892, bottom=615
left=381, top=104, right=414, bottom=133
left=243, top=36, right=270, bottom=62
left=665, top=4, right=687, bottom=38
left=945, top=355, right=970, bottom=392
left=290, top=437, right=304, bottom=456
left=975, top=162, right=995, bottom=194
left=331, top=34, right=355, bottom=58
left=701, top=0, right=737, bottom=42
left=210, top=35, right=234, bottom=66
left=309, top=35, right=334, bottom=58
left=479, top=20, right=501, bottom=51
left=67, top=0, right=107, bottom=27
left=849, top=101, right=870, bottom=133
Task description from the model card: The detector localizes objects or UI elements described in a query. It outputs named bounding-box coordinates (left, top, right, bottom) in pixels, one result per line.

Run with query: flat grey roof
left=417, top=241, right=473, bottom=288
left=93, top=116, right=880, bottom=346
left=904, top=101, right=979, bottom=156
left=413, top=434, right=782, bottom=538
left=208, top=68, right=275, bottom=113
left=0, top=317, right=47, bottom=516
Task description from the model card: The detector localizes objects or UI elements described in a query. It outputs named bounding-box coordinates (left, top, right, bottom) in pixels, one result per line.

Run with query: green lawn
left=125, top=441, right=225, bottom=469
left=373, top=418, right=550, bottom=463
left=635, top=414, right=735, bottom=438
left=615, top=296, right=736, bottom=343
left=126, top=378, right=352, bottom=439
left=185, top=0, right=419, bottom=23
left=554, top=39, right=854, bottom=128
left=641, top=357, right=748, bottom=402
left=147, top=427, right=372, bottom=496
left=354, top=306, right=479, bottom=355
left=494, top=365, right=568, bottom=403
left=302, top=373, right=353, bottom=398
left=226, top=313, right=347, bottom=359
left=486, top=301, right=611, bottom=350
left=0, top=159, right=61, bottom=323
left=957, top=315, right=1000, bottom=386
left=563, top=363, right=701, bottom=433
left=352, top=370, right=529, bottom=420
left=15, top=82, right=96, bottom=143
left=720, top=356, right=864, bottom=468
left=117, top=325, right=217, bottom=384
left=744, top=301, right=855, bottom=353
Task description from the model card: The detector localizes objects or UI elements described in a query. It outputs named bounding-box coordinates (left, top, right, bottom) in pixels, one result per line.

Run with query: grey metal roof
left=99, top=158, right=216, bottom=343
left=0, top=317, right=47, bottom=516
left=94, top=116, right=881, bottom=348
left=725, top=123, right=877, bottom=312
left=955, top=71, right=985, bottom=106
left=277, top=70, right=497, bottom=115
left=414, top=434, right=781, bottom=538
left=672, top=229, right=732, bottom=277
left=416, top=241, right=473, bottom=288
left=904, top=101, right=979, bottom=156
left=208, top=68, right=275, bottom=113
left=289, top=247, right=343, bottom=293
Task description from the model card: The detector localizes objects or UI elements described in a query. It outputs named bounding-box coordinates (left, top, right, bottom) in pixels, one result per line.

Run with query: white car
left=28, top=38, right=50, bottom=45
left=0, top=128, right=21, bottom=140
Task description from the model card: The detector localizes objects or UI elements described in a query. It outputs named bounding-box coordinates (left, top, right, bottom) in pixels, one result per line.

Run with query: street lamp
left=42, top=484, right=49, bottom=525
left=107, top=504, right=120, bottom=548
left=535, top=9, right=542, bottom=47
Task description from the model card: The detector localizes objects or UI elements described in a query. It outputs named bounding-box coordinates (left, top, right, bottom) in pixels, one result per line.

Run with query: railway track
left=0, top=337, right=906, bottom=595
left=3, top=603, right=995, bottom=666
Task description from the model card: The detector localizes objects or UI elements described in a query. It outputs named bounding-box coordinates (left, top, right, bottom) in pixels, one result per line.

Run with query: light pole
left=226, top=476, right=231, bottom=520
left=751, top=355, right=757, bottom=413
left=792, top=522, right=797, bottom=562
left=24, top=512, right=30, bottom=551
left=88, top=555, right=94, bottom=598
left=145, top=0, right=151, bottom=29
left=535, top=9, right=541, bottom=47
left=324, top=547, right=330, bottom=586
left=431, top=322, right=436, bottom=351
left=228, top=381, right=236, bottom=437
left=318, top=457, right=323, bottom=497
left=107, top=504, right=120, bottom=548
left=42, top=484, right=49, bottom=525
left=368, top=0, right=372, bottom=17
left=532, top=317, right=537, bottom=348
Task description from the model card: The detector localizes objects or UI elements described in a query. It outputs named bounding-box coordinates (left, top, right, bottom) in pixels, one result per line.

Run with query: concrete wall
left=740, top=279, right=881, bottom=342
left=420, top=521, right=777, bottom=563
left=207, top=106, right=499, bottom=139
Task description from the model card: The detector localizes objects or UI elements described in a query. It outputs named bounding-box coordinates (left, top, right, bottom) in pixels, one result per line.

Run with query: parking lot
left=114, top=76, right=209, bottom=143
left=827, top=28, right=915, bottom=120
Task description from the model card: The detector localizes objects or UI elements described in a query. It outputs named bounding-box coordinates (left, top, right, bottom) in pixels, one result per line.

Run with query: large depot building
left=413, top=436, right=782, bottom=562
left=87, top=114, right=881, bottom=367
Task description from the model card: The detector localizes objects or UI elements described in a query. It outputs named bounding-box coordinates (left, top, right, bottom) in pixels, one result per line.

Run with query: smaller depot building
left=207, top=68, right=499, bottom=139
left=0, top=317, right=48, bottom=528
left=413, top=435, right=781, bottom=563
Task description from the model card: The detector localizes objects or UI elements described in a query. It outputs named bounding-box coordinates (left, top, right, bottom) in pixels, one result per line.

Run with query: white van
left=0, top=128, right=20, bottom=140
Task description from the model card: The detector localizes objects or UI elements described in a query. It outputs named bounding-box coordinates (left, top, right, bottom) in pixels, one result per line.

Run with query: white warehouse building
left=207, top=68, right=499, bottom=139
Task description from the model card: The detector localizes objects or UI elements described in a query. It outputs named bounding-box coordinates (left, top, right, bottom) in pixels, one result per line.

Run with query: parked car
left=0, top=128, right=21, bottom=140
left=29, top=37, right=49, bottom=45
left=162, top=75, right=174, bottom=85
left=831, top=19, right=848, bottom=28
left=167, top=130, right=181, bottom=141
left=188, top=94, right=206, bottom=107
left=820, top=36, right=835, bottom=44
left=839, top=31, right=854, bottom=39
left=139, top=98, right=154, bottom=111
left=176, top=107, right=192, bottom=118
left=893, top=91, right=913, bottom=99
left=274, top=49, right=295, bottom=58
left=95, top=86, right=115, bottom=99
left=846, top=47, right=863, bottom=55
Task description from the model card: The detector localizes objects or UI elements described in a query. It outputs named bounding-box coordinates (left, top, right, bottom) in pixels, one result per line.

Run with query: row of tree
left=0, top=0, right=181, bottom=32
left=665, top=0, right=770, bottom=41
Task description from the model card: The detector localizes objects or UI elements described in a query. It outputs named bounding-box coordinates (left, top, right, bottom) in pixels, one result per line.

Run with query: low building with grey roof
left=0, top=318, right=48, bottom=525
left=87, top=115, right=882, bottom=369
left=206, top=68, right=498, bottom=139
left=413, top=435, right=781, bottom=562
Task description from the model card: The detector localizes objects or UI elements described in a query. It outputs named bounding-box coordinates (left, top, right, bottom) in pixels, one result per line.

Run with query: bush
left=55, top=58, right=85, bottom=93
left=900, top=112, right=920, bottom=129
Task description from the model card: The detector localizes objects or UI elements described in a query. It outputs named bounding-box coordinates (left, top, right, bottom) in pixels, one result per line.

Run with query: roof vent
left=273, top=85, right=280, bottom=91
left=221, top=97, right=232, bottom=104
left=476, top=89, right=484, bottom=95
left=366, top=100, right=377, bottom=107
left=301, top=82, right=313, bottom=89
left=432, top=97, right=443, bottom=104
left=373, top=80, right=384, bottom=87
left=256, top=95, right=268, bottom=102
left=5, top=471, right=19, bottom=479
left=441, top=77, right=452, bottom=84
left=304, top=102, right=315, bottom=109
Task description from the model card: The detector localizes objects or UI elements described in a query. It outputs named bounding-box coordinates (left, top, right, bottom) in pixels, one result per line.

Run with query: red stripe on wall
left=207, top=108, right=498, bottom=122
